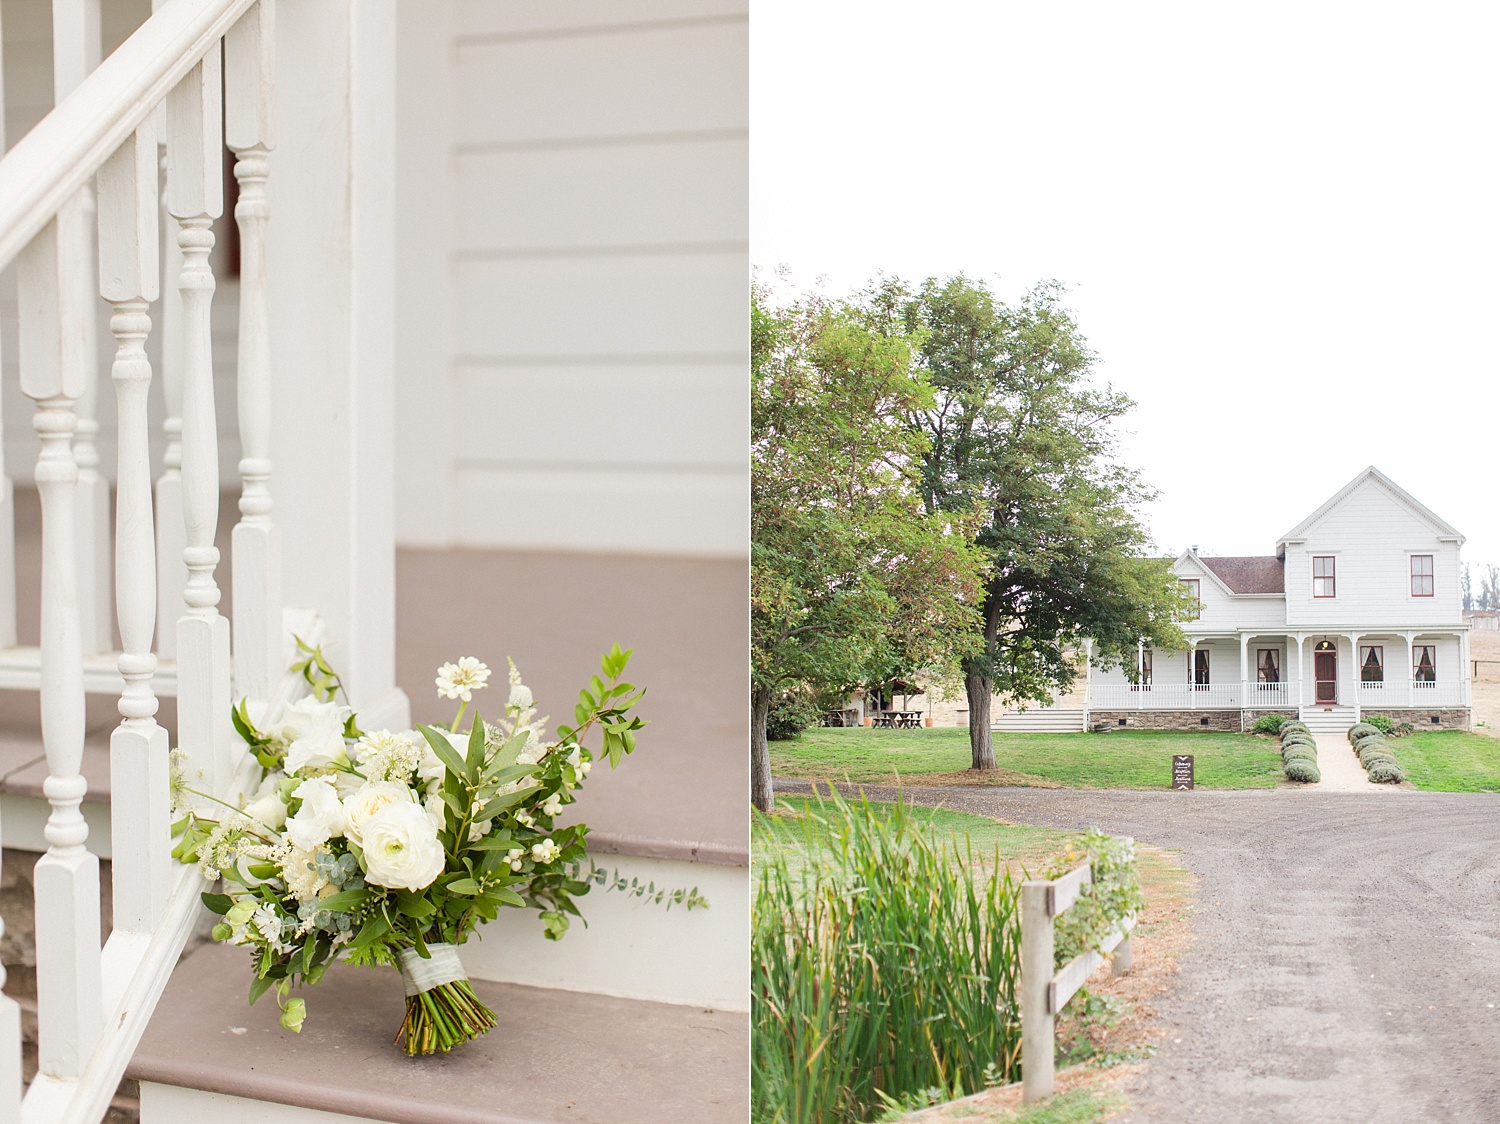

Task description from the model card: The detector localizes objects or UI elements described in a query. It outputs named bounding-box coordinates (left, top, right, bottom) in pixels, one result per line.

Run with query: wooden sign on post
left=1172, top=755, right=1194, bottom=790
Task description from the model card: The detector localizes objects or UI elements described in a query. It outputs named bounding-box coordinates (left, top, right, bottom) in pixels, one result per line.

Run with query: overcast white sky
left=752, top=2, right=1500, bottom=573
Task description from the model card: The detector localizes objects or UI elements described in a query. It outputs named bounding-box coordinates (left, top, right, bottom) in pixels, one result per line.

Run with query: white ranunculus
left=360, top=802, right=446, bottom=891
left=424, top=792, right=446, bottom=828
left=342, top=781, right=415, bottom=847
left=286, top=777, right=347, bottom=850
left=281, top=696, right=351, bottom=774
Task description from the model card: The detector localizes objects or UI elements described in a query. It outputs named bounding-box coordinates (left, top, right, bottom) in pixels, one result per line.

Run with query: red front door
left=1314, top=651, right=1337, bottom=703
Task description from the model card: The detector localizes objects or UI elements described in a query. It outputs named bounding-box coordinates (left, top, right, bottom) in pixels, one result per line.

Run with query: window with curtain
left=1194, top=649, right=1210, bottom=686
left=1414, top=645, right=1437, bottom=683
left=1313, top=555, right=1336, bottom=597
left=1411, top=555, right=1434, bottom=597
left=1360, top=645, right=1383, bottom=683
left=1257, top=649, right=1280, bottom=683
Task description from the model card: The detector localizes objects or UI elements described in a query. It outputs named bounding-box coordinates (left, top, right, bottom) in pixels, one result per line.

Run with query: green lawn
left=754, top=794, right=1068, bottom=879
left=771, top=726, right=1284, bottom=790
left=1390, top=730, right=1500, bottom=792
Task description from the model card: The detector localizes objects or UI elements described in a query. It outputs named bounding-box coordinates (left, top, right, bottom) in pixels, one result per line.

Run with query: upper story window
left=1410, top=554, right=1434, bottom=597
left=1181, top=578, right=1200, bottom=618
left=1312, top=555, right=1336, bottom=598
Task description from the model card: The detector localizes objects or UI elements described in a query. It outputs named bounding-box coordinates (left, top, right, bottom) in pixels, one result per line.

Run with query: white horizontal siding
left=1284, top=478, right=1462, bottom=628
left=396, top=0, right=748, bottom=556
left=453, top=19, right=746, bottom=147
left=456, top=1, right=746, bottom=37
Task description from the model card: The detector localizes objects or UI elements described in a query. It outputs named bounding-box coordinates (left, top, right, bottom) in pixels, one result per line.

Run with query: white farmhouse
left=1085, top=466, right=1471, bottom=734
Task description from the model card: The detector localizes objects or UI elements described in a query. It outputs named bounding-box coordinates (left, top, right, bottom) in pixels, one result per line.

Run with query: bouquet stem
left=396, top=977, right=498, bottom=1056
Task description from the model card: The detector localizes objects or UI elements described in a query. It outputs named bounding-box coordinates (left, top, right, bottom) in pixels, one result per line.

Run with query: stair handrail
left=0, top=0, right=254, bottom=271
left=0, top=1, right=280, bottom=1120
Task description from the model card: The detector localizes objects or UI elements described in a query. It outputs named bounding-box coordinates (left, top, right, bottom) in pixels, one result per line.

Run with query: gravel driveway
left=774, top=781, right=1500, bottom=1122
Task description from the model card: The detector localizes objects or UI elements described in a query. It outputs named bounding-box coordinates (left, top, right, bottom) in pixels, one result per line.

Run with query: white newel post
left=100, top=120, right=170, bottom=932
left=169, top=54, right=233, bottom=796
left=54, top=0, right=113, bottom=656
left=268, top=0, right=407, bottom=728
left=19, top=198, right=103, bottom=1080
left=0, top=849, right=18, bottom=1119
left=227, top=0, right=282, bottom=705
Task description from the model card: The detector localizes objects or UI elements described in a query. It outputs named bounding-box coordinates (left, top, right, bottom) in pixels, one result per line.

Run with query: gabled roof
left=1200, top=555, right=1285, bottom=594
left=1172, top=550, right=1238, bottom=598
left=1277, top=466, right=1464, bottom=546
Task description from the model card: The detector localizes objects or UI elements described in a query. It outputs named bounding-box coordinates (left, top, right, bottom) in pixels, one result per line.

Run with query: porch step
left=992, top=707, right=1087, bottom=733
left=1300, top=705, right=1359, bottom=734
left=127, top=940, right=746, bottom=1123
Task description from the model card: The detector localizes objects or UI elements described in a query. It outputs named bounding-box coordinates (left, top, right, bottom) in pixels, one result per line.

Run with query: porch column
left=1403, top=632, right=1415, bottom=708
left=1347, top=632, right=1362, bottom=720
left=1293, top=633, right=1305, bottom=711
left=1187, top=639, right=1197, bottom=708
left=269, top=1, right=409, bottom=729
left=1238, top=632, right=1249, bottom=711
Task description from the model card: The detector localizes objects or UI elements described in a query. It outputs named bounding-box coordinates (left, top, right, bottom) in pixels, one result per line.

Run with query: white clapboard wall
left=394, top=0, right=750, bottom=558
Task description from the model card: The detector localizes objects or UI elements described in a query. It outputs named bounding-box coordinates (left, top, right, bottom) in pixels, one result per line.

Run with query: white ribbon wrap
left=396, top=943, right=468, bottom=998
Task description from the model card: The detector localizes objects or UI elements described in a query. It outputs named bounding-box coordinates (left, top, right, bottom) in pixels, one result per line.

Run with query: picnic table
left=873, top=710, right=923, bottom=729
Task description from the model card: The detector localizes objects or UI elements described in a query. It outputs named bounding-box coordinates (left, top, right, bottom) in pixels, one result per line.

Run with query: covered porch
left=1087, top=629, right=1471, bottom=714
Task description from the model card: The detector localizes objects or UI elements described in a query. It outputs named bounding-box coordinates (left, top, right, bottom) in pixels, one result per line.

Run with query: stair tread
left=128, top=941, right=746, bottom=1124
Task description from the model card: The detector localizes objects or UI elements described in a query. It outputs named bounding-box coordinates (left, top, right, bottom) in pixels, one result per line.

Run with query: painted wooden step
left=128, top=941, right=747, bottom=1124
left=993, top=708, right=1087, bottom=733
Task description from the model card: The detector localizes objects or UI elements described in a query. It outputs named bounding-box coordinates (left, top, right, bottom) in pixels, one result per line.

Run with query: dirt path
left=775, top=781, right=1500, bottom=1122
left=1309, top=732, right=1386, bottom=792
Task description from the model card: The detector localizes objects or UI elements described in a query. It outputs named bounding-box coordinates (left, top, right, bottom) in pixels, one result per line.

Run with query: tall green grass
left=752, top=792, right=1023, bottom=1123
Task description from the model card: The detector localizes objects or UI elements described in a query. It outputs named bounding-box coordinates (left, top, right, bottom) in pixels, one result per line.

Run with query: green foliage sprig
left=1043, top=828, right=1143, bottom=970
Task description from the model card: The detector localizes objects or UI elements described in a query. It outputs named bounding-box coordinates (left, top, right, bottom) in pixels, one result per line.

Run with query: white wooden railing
left=0, top=1, right=289, bottom=1119
left=1019, top=858, right=1135, bottom=1104
left=1357, top=680, right=1467, bottom=708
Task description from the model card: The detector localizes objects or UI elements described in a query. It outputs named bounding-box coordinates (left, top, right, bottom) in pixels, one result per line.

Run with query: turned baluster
left=19, top=196, right=103, bottom=1080
left=53, top=0, right=112, bottom=655
left=154, top=141, right=185, bottom=662
left=100, top=120, right=170, bottom=932
left=168, top=53, right=232, bottom=796
left=228, top=0, right=282, bottom=705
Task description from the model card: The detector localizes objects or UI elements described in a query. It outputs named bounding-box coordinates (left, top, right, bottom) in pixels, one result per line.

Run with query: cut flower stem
left=397, top=979, right=498, bottom=1055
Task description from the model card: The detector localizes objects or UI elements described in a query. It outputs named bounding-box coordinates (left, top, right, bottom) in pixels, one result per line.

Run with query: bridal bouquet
left=174, top=644, right=645, bottom=1055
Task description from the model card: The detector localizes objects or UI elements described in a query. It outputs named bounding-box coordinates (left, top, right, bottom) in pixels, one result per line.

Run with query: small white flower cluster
left=351, top=730, right=424, bottom=784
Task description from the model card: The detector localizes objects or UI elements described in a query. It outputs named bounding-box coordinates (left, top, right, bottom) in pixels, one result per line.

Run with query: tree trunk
left=966, top=672, right=995, bottom=770
left=751, top=684, right=774, bottom=812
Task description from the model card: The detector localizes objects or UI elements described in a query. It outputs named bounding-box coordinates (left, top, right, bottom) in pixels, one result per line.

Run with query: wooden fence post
left=1020, top=880, right=1054, bottom=1104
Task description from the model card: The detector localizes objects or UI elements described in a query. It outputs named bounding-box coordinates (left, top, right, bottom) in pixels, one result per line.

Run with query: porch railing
left=0, top=1, right=289, bottom=1119
left=1088, top=679, right=1466, bottom=712
left=1357, top=680, right=1467, bottom=709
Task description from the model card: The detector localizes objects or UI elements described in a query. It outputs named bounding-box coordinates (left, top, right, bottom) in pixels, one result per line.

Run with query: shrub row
left=1277, top=721, right=1319, bottom=784
left=1346, top=723, right=1406, bottom=784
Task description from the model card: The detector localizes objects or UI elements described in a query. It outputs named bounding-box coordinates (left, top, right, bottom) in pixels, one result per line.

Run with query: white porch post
left=1187, top=639, right=1197, bottom=708
left=1403, top=632, right=1415, bottom=708
left=1238, top=632, right=1249, bottom=711
left=1293, top=633, right=1305, bottom=713
left=1347, top=632, right=1361, bottom=721
left=268, top=0, right=408, bottom=727
left=1460, top=629, right=1471, bottom=708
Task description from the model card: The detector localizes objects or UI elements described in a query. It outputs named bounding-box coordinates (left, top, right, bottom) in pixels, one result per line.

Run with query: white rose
left=281, top=696, right=351, bottom=774
left=360, top=802, right=446, bottom=891
left=286, top=777, right=347, bottom=850
left=244, top=791, right=287, bottom=831
left=342, top=781, right=415, bottom=847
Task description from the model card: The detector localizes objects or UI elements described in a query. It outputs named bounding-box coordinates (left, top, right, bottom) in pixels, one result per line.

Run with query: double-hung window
left=1256, top=649, right=1280, bottom=684
left=1413, top=645, right=1437, bottom=685
left=1360, top=645, right=1384, bottom=684
left=1410, top=554, right=1434, bottom=597
left=1181, top=578, right=1200, bottom=619
left=1312, top=556, right=1336, bottom=598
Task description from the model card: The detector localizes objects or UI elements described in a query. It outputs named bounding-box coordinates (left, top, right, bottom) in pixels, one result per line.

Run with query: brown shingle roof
left=1200, top=556, right=1285, bottom=595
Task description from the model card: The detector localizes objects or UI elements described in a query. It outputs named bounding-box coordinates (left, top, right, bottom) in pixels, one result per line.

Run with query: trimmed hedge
left=1284, top=759, right=1321, bottom=783
left=1368, top=761, right=1405, bottom=784
left=1347, top=722, right=1380, bottom=743
left=1349, top=729, right=1407, bottom=784
left=1280, top=721, right=1310, bottom=737
left=1353, top=734, right=1386, bottom=754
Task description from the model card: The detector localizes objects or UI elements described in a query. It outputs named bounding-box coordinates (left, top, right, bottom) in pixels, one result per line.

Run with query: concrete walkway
left=1309, top=731, right=1391, bottom=791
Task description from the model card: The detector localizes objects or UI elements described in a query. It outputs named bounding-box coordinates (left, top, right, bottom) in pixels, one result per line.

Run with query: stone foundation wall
left=1092, top=710, right=1241, bottom=731
left=1242, top=709, right=1299, bottom=729
left=1361, top=708, right=1471, bottom=730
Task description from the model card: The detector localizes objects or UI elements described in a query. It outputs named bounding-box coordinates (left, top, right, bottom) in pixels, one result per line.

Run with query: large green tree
left=751, top=286, right=984, bottom=811
left=879, top=275, right=1191, bottom=770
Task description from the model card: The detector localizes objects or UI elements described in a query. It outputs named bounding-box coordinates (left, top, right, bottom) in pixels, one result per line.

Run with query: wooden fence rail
left=1020, top=850, right=1137, bottom=1105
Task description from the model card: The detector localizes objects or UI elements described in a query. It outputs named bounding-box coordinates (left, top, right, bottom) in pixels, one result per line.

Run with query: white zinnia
left=280, top=696, right=351, bottom=774
left=361, top=802, right=446, bottom=890
left=342, top=781, right=415, bottom=847
left=286, top=777, right=347, bottom=850
left=435, top=656, right=490, bottom=701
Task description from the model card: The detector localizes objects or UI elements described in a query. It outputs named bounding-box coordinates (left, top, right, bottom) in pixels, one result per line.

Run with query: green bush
left=1353, top=734, right=1386, bottom=754
left=1367, top=761, right=1406, bottom=784
left=1284, top=759, right=1321, bottom=783
left=752, top=792, right=1025, bottom=1123
left=766, top=690, right=820, bottom=741
left=1283, top=744, right=1317, bottom=759
left=1280, top=735, right=1315, bottom=751
left=1347, top=722, right=1380, bottom=743
left=1280, top=720, right=1310, bottom=735
left=1358, top=747, right=1397, bottom=768
left=1252, top=713, right=1288, bottom=735
left=1364, top=713, right=1396, bottom=736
